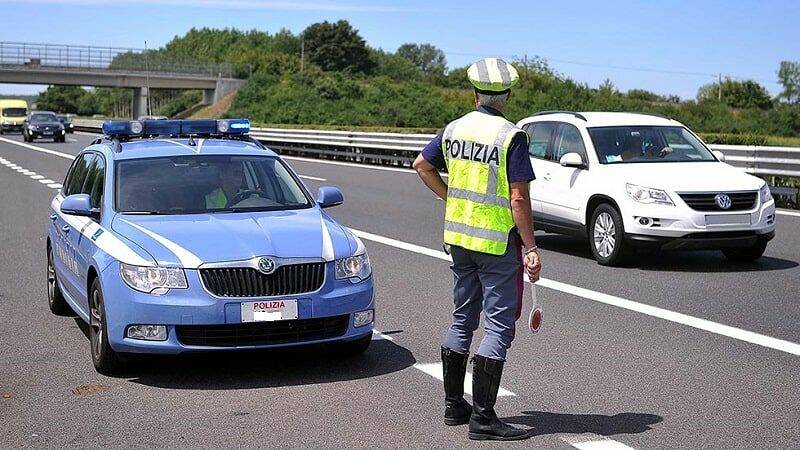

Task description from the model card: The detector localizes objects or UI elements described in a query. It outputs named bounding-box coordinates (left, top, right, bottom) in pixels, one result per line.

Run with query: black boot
left=468, top=355, right=529, bottom=440
left=441, top=346, right=471, bottom=426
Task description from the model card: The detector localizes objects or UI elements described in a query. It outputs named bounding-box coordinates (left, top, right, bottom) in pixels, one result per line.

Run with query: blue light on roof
left=102, top=119, right=251, bottom=138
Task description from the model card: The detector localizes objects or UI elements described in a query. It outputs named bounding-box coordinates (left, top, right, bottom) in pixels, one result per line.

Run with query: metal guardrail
left=72, top=119, right=800, bottom=178
left=0, top=42, right=235, bottom=78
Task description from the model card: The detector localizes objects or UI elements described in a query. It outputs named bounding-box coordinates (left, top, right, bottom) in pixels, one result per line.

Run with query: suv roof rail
left=530, top=110, right=587, bottom=121
left=622, top=111, right=671, bottom=120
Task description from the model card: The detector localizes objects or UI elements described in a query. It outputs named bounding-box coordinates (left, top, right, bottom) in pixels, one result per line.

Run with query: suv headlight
left=335, top=253, right=371, bottom=282
left=29, top=125, right=38, bottom=130
left=120, top=263, right=188, bottom=295
left=626, top=183, right=674, bottom=206
left=759, top=183, right=772, bottom=203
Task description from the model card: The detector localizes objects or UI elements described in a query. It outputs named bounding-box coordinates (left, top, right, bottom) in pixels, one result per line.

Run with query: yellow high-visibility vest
left=441, top=111, right=525, bottom=255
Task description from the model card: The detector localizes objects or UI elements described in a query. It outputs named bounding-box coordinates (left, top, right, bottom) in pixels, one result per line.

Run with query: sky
left=1, top=0, right=798, bottom=99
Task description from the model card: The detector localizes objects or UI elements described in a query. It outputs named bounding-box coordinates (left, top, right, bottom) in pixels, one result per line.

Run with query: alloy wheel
left=90, top=289, right=104, bottom=361
left=593, top=212, right=616, bottom=258
left=47, top=251, right=56, bottom=304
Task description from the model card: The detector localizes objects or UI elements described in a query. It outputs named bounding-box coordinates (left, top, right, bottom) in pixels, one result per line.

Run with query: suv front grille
left=678, top=192, right=757, bottom=212
left=176, top=315, right=349, bottom=347
left=200, top=263, right=325, bottom=298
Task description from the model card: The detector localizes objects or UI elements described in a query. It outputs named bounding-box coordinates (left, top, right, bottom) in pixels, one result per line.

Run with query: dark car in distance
left=24, top=111, right=65, bottom=143
left=56, top=114, right=74, bottom=133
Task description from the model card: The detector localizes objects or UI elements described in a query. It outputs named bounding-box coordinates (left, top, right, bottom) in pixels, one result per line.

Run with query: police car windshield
left=115, top=155, right=312, bottom=215
left=588, top=126, right=716, bottom=164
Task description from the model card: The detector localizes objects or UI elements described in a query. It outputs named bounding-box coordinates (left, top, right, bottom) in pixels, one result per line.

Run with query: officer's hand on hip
left=524, top=248, right=542, bottom=282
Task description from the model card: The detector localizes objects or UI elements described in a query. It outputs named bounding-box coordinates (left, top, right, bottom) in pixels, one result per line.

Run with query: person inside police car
left=413, top=57, right=542, bottom=441
left=205, top=160, right=244, bottom=208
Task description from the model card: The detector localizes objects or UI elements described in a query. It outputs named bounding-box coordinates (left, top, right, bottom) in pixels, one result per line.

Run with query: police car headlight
left=759, top=183, right=772, bottom=203
left=626, top=183, right=674, bottom=206
left=120, top=263, right=188, bottom=294
left=335, top=253, right=371, bottom=282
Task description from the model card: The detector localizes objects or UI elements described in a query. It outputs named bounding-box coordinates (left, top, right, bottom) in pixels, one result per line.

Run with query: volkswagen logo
left=714, top=193, right=732, bottom=210
left=257, top=257, right=276, bottom=274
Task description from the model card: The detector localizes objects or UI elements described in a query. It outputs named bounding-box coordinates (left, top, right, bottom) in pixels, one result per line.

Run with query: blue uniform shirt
left=420, top=105, right=535, bottom=183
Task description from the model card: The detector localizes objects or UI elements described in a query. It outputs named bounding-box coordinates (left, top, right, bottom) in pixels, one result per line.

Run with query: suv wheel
left=89, top=278, right=122, bottom=375
left=722, top=241, right=767, bottom=262
left=47, top=246, right=71, bottom=315
left=589, top=204, right=629, bottom=266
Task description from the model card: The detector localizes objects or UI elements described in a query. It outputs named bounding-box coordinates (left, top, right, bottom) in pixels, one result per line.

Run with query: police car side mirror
left=559, top=152, right=585, bottom=168
left=317, top=186, right=343, bottom=208
left=712, top=150, right=725, bottom=162
left=61, top=194, right=95, bottom=217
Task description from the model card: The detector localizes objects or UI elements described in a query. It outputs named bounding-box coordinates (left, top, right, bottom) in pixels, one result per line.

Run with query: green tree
left=36, top=85, right=88, bottom=113
left=396, top=43, right=447, bottom=81
left=697, top=78, right=773, bottom=109
left=778, top=61, right=800, bottom=104
left=302, top=20, right=374, bottom=73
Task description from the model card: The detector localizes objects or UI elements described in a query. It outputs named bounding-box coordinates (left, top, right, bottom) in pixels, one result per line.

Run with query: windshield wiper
left=122, top=210, right=165, bottom=215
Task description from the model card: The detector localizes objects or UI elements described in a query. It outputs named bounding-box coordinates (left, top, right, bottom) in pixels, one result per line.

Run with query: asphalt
left=0, top=132, right=798, bottom=449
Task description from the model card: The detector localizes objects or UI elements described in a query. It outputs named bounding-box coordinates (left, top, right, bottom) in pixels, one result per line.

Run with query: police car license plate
left=241, top=300, right=297, bottom=322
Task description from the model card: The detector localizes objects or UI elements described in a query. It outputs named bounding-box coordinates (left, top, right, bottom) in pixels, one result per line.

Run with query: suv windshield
left=57, top=115, right=70, bottom=123
left=30, top=113, right=57, bottom=123
left=588, top=126, right=715, bottom=164
left=2, top=108, right=26, bottom=117
left=116, top=155, right=312, bottom=214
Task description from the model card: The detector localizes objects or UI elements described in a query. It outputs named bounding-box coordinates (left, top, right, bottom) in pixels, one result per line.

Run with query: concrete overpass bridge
left=0, top=42, right=246, bottom=118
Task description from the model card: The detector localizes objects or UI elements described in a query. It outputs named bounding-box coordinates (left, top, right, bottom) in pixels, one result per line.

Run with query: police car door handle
left=50, top=213, right=57, bottom=221
left=61, top=224, right=70, bottom=233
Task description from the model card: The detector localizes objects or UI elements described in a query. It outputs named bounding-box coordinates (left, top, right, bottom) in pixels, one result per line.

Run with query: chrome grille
left=678, top=192, right=757, bottom=212
left=200, top=263, right=325, bottom=297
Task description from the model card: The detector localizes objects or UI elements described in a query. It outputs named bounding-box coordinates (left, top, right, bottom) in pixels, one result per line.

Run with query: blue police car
left=46, top=119, right=375, bottom=374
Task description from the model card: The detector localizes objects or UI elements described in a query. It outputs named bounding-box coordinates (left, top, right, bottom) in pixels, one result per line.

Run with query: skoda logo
left=715, top=193, right=732, bottom=210
left=257, top=257, right=276, bottom=274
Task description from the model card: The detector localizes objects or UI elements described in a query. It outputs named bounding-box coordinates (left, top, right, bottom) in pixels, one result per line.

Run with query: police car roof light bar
left=101, top=119, right=251, bottom=139
left=531, top=110, right=588, bottom=121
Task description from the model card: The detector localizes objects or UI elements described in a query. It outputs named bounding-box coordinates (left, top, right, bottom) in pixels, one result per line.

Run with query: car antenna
left=144, top=40, right=152, bottom=117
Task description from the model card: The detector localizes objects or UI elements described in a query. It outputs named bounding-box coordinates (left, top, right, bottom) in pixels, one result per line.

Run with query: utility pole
left=300, top=37, right=305, bottom=73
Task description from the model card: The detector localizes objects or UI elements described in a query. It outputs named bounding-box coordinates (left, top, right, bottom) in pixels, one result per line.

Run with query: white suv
left=518, top=111, right=776, bottom=265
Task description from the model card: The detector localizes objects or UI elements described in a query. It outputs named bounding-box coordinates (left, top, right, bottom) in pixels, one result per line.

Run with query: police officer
left=412, top=58, right=542, bottom=441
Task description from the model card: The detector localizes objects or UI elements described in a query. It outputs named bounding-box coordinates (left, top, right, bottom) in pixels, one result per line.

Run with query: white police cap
left=467, top=58, right=519, bottom=94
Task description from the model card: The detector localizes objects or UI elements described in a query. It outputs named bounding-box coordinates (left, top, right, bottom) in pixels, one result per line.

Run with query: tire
left=47, top=245, right=71, bottom=316
left=56, top=136, right=65, bottom=143
left=722, top=241, right=768, bottom=262
left=338, top=333, right=372, bottom=356
left=588, top=203, right=629, bottom=266
left=89, top=278, right=123, bottom=375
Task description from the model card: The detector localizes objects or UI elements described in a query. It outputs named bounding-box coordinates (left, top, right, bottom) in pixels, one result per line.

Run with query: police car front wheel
left=589, top=204, right=629, bottom=266
left=89, top=278, right=123, bottom=375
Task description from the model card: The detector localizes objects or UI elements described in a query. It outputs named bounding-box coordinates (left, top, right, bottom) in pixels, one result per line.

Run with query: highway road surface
left=0, top=132, right=798, bottom=448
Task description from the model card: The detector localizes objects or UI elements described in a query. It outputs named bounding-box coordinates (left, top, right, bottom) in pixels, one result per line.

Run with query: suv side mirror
left=559, top=152, right=585, bottom=168
left=61, top=194, right=96, bottom=218
left=316, top=186, right=344, bottom=208
left=712, top=150, right=725, bottom=162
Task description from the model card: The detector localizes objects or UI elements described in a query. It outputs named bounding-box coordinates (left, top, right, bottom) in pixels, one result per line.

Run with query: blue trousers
left=443, top=234, right=524, bottom=361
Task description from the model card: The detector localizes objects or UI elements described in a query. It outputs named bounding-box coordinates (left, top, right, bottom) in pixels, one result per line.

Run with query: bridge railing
left=72, top=119, right=800, bottom=182
left=0, top=42, right=235, bottom=78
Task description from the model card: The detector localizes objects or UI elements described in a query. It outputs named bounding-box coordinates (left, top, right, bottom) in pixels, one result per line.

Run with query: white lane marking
left=562, top=434, right=635, bottom=450
left=120, top=219, right=203, bottom=268
left=348, top=228, right=800, bottom=356
left=299, top=174, right=327, bottom=181
left=30, top=175, right=44, bottom=180
left=38, top=179, right=54, bottom=184
left=413, top=363, right=516, bottom=397
left=776, top=209, right=800, bottom=217
left=283, top=155, right=417, bottom=174
left=0, top=136, right=74, bottom=159
left=47, top=183, right=62, bottom=189
left=372, top=330, right=394, bottom=341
